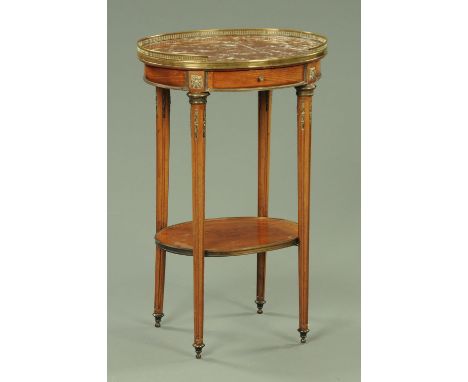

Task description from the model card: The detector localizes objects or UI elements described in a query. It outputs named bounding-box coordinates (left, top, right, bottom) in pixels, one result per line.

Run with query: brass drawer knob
left=257, top=76, right=265, bottom=82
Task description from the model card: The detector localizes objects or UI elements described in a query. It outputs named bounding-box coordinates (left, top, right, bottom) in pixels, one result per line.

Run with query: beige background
left=108, top=0, right=360, bottom=381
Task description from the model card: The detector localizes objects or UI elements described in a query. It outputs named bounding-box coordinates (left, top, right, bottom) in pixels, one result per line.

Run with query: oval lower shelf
left=156, top=217, right=298, bottom=257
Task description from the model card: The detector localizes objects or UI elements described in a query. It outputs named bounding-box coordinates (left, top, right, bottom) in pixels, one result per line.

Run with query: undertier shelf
left=155, top=217, right=298, bottom=257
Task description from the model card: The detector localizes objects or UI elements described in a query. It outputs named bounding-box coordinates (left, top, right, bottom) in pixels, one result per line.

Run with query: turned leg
left=153, top=87, right=170, bottom=327
left=296, top=84, right=315, bottom=343
left=256, top=90, right=272, bottom=314
left=188, top=90, right=209, bottom=359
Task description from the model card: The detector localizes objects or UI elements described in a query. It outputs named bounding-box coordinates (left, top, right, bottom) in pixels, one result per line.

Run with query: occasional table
left=137, top=28, right=327, bottom=359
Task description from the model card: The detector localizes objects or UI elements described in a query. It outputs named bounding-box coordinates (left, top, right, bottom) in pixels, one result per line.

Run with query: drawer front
left=209, top=65, right=305, bottom=90
left=144, top=66, right=187, bottom=88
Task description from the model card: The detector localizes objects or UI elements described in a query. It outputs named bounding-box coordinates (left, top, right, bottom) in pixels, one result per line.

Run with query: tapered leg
left=153, top=87, right=170, bottom=327
left=256, top=90, right=272, bottom=314
left=188, top=91, right=209, bottom=359
left=296, top=84, right=315, bottom=343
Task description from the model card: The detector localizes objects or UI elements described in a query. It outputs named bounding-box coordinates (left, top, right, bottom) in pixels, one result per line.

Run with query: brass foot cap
left=153, top=313, right=164, bottom=328
left=298, top=328, right=310, bottom=343
left=255, top=299, right=266, bottom=314
left=193, top=343, right=205, bottom=359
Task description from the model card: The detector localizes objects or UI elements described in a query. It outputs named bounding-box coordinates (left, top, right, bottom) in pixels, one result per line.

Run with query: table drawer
left=209, top=65, right=305, bottom=90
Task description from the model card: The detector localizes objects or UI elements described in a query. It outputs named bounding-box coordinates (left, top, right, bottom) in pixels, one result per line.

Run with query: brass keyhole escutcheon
left=257, top=76, right=265, bottom=82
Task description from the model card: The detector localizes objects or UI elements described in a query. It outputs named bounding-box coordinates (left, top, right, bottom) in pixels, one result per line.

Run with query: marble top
left=137, top=29, right=327, bottom=70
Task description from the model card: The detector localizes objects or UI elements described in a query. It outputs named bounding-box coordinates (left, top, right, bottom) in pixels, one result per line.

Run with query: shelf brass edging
left=156, top=239, right=299, bottom=258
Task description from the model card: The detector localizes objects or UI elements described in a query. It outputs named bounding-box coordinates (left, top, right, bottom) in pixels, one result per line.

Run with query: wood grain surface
left=156, top=217, right=298, bottom=257
left=153, top=87, right=170, bottom=317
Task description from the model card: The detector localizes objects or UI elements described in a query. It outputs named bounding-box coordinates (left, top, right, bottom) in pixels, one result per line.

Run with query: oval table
left=136, top=28, right=327, bottom=359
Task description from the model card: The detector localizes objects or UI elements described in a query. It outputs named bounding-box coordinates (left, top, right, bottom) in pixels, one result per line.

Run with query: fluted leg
left=188, top=91, right=209, bottom=359
left=256, top=90, right=271, bottom=314
left=154, top=87, right=170, bottom=327
left=296, top=84, right=315, bottom=343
